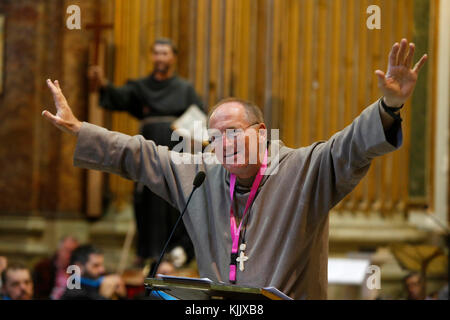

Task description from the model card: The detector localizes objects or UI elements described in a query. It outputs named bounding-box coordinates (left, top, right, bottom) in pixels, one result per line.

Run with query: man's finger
left=397, top=38, right=408, bottom=66
left=46, top=79, right=57, bottom=92
left=54, top=80, right=69, bottom=105
left=42, top=110, right=60, bottom=125
left=404, top=43, right=415, bottom=68
left=389, top=42, right=399, bottom=67
left=47, top=79, right=62, bottom=100
left=54, top=80, right=61, bottom=91
left=374, top=70, right=386, bottom=87
left=47, top=79, right=67, bottom=106
left=413, top=54, right=428, bottom=74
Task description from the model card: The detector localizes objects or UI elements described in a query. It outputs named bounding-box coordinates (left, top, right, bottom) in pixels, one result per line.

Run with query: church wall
left=0, top=0, right=126, bottom=276
left=0, top=0, right=103, bottom=217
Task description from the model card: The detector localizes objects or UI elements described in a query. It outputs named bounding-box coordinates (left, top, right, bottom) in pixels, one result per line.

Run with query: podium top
left=145, top=276, right=292, bottom=300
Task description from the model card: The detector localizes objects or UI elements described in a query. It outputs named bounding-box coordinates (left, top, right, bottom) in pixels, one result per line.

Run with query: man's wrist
left=380, top=98, right=403, bottom=122
left=72, top=120, right=82, bottom=136
left=382, top=96, right=404, bottom=109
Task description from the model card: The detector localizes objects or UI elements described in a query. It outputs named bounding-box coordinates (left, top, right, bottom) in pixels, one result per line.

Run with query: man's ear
left=258, top=123, right=267, bottom=139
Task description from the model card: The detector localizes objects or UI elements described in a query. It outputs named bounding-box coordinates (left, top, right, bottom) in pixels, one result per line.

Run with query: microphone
left=193, top=171, right=206, bottom=188
left=149, top=171, right=206, bottom=279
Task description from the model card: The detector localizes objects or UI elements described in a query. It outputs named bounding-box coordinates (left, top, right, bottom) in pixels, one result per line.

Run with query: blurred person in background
left=1, top=263, right=34, bottom=300
left=404, top=272, right=426, bottom=300
left=33, top=235, right=79, bottom=299
left=60, top=244, right=126, bottom=300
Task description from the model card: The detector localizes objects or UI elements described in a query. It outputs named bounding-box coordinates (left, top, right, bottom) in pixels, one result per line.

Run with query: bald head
left=208, top=98, right=264, bottom=128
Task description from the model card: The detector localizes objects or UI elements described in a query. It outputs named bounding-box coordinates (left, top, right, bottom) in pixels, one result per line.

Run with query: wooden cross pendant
left=236, top=243, right=249, bottom=271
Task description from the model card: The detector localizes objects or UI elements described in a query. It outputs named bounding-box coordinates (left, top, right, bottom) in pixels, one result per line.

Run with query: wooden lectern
left=144, top=275, right=292, bottom=300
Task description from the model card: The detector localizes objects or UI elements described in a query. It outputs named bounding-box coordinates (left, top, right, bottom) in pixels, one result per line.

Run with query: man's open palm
left=375, top=38, right=427, bottom=107
left=42, top=79, right=81, bottom=136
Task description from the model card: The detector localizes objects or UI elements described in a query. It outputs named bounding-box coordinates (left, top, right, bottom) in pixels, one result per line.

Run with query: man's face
left=56, top=238, right=78, bottom=269
left=208, top=102, right=266, bottom=178
left=151, top=44, right=175, bottom=74
left=405, top=274, right=423, bottom=300
left=82, top=254, right=105, bottom=280
left=3, top=269, right=33, bottom=300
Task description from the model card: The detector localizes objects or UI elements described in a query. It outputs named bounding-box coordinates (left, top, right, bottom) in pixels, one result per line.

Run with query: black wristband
left=381, top=98, right=403, bottom=122
left=381, top=97, right=404, bottom=111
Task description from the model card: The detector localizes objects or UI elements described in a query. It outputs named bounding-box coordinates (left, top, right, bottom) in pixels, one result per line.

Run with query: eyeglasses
left=208, top=123, right=260, bottom=145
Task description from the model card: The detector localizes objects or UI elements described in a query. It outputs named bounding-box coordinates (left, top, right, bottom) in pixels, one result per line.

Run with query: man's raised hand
left=375, top=38, right=427, bottom=108
left=42, top=79, right=82, bottom=136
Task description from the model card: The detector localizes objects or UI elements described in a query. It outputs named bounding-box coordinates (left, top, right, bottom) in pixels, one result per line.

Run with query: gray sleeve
left=73, top=122, right=199, bottom=210
left=298, top=99, right=402, bottom=221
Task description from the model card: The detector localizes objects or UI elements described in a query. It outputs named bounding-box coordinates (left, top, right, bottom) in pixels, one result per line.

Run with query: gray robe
left=73, top=100, right=402, bottom=299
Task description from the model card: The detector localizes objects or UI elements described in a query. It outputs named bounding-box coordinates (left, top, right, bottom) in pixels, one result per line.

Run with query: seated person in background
left=1, top=263, right=34, bottom=300
left=61, top=244, right=126, bottom=300
left=34, top=235, right=79, bottom=299
left=0, top=256, right=7, bottom=290
left=437, top=284, right=448, bottom=300
left=404, top=272, right=426, bottom=300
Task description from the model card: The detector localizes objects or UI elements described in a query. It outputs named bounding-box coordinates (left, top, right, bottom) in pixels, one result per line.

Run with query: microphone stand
left=149, top=189, right=197, bottom=280
left=146, top=172, right=205, bottom=298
